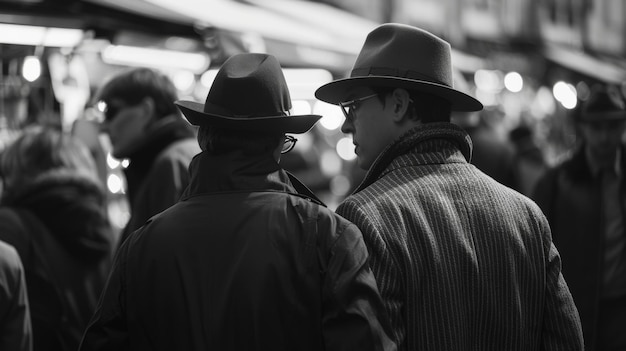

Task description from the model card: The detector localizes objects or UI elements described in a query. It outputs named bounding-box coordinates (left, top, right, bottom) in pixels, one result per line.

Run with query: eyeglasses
left=281, top=135, right=298, bottom=154
left=339, top=93, right=379, bottom=122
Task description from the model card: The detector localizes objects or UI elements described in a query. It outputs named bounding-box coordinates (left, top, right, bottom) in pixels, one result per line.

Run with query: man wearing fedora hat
left=79, top=53, right=395, bottom=351
left=534, top=85, right=626, bottom=351
left=316, top=23, right=583, bottom=350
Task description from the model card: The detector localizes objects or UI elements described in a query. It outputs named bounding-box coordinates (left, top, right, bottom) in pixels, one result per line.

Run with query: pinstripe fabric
left=336, top=123, right=584, bottom=351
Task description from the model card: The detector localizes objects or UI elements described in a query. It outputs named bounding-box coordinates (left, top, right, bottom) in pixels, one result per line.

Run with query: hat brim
left=175, top=101, right=322, bottom=134
left=315, top=76, right=483, bottom=112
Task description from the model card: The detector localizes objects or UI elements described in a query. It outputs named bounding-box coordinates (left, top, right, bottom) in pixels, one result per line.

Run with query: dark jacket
left=0, top=169, right=114, bottom=351
left=120, top=116, right=200, bottom=245
left=80, top=150, right=395, bottom=351
left=0, top=240, right=32, bottom=351
left=336, top=122, right=584, bottom=351
left=533, top=145, right=626, bottom=350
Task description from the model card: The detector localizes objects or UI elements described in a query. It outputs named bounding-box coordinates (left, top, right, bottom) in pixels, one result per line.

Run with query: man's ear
left=390, top=88, right=411, bottom=122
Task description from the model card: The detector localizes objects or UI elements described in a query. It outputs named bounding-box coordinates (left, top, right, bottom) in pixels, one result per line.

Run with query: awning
left=543, top=44, right=626, bottom=84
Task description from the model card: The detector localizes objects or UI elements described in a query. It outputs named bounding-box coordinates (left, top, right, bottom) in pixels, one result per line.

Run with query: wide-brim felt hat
left=176, top=53, right=321, bottom=134
left=579, top=85, right=626, bottom=122
left=315, top=23, right=483, bottom=112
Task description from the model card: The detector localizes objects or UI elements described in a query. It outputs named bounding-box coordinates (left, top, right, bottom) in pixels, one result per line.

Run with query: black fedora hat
left=579, top=85, right=626, bottom=122
left=176, top=53, right=321, bottom=134
left=315, top=23, right=483, bottom=112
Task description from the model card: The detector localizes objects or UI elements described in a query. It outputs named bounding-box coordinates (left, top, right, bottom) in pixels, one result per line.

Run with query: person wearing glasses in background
left=95, top=68, right=200, bottom=247
left=315, top=23, right=583, bottom=351
left=79, top=53, right=396, bottom=351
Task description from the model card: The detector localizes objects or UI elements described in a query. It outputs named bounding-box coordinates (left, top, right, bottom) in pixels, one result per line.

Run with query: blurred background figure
left=0, top=239, right=32, bottom=351
left=533, top=85, right=626, bottom=351
left=452, top=105, right=518, bottom=190
left=94, top=68, right=200, bottom=246
left=0, top=126, right=115, bottom=351
left=509, top=123, right=548, bottom=197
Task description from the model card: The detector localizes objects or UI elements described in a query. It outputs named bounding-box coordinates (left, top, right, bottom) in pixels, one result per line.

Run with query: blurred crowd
left=0, top=21, right=624, bottom=351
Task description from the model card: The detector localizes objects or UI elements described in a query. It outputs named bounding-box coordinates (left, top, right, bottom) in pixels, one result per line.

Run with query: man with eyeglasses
left=316, top=23, right=583, bottom=351
left=95, top=68, right=200, bottom=247
left=79, top=53, right=396, bottom=351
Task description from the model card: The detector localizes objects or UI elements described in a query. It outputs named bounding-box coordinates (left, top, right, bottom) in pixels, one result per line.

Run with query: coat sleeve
left=79, top=235, right=132, bottom=351
left=0, top=242, right=32, bottom=351
left=540, top=217, right=584, bottom=351
left=320, top=219, right=396, bottom=351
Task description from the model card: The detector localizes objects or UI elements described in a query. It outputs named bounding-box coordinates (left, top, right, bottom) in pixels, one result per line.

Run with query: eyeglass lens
left=281, top=135, right=297, bottom=154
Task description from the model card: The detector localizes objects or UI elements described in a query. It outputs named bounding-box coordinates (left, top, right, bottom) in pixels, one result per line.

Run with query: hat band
left=205, top=100, right=288, bottom=118
left=351, top=66, right=449, bottom=87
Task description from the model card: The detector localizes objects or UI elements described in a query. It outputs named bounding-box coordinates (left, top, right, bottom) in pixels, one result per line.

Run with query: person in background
left=533, top=85, right=626, bottom=351
left=510, top=123, right=548, bottom=197
left=452, top=105, right=518, bottom=190
left=0, top=126, right=115, bottom=351
left=0, top=240, right=32, bottom=351
left=315, top=23, right=583, bottom=351
left=79, top=53, right=395, bottom=351
left=94, top=68, right=200, bottom=246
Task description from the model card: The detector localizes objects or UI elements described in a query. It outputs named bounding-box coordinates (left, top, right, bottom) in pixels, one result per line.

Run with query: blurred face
left=100, top=98, right=154, bottom=159
left=579, top=119, right=626, bottom=162
left=340, top=88, right=397, bottom=170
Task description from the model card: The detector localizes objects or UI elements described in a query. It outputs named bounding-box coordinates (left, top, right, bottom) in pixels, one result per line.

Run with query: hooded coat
left=80, top=149, right=395, bottom=351
left=0, top=169, right=114, bottom=351
left=335, top=122, right=584, bottom=351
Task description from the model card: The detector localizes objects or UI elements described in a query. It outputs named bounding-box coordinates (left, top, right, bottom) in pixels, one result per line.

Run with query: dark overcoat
left=80, top=150, right=395, bottom=351
left=533, top=145, right=626, bottom=350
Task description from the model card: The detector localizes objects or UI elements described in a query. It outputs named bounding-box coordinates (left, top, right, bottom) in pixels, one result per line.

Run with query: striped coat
left=336, top=123, right=584, bottom=351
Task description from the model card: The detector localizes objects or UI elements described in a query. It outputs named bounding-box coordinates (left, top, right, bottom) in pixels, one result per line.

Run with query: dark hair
left=372, top=87, right=451, bottom=123
left=0, top=126, right=98, bottom=189
left=95, top=68, right=179, bottom=118
left=197, top=125, right=282, bottom=155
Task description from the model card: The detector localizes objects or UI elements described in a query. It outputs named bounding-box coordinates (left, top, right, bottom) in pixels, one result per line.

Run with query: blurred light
left=475, top=90, right=498, bottom=107
left=0, top=24, right=83, bottom=47
left=107, top=174, right=124, bottom=194
left=283, top=68, right=333, bottom=100
left=292, top=100, right=312, bottom=115
left=553, top=81, right=578, bottom=109
left=531, top=86, right=557, bottom=118
left=474, top=69, right=504, bottom=93
left=106, top=153, right=121, bottom=169
left=200, top=69, right=219, bottom=88
left=330, top=175, right=351, bottom=196
left=108, top=201, right=130, bottom=230
left=22, top=56, right=41, bottom=82
left=313, top=101, right=343, bottom=130
left=96, top=101, right=107, bottom=113
left=320, top=150, right=342, bottom=176
left=172, top=70, right=195, bottom=92
left=102, top=45, right=210, bottom=74
left=336, top=137, right=356, bottom=161
left=504, top=72, right=523, bottom=93
left=121, top=159, right=130, bottom=168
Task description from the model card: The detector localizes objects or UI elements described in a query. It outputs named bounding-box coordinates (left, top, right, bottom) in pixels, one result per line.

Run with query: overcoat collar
left=182, top=150, right=324, bottom=205
left=353, top=122, right=473, bottom=194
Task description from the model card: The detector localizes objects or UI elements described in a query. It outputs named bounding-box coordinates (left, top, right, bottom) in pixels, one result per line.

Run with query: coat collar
left=353, top=122, right=473, bottom=194
left=182, top=150, right=324, bottom=205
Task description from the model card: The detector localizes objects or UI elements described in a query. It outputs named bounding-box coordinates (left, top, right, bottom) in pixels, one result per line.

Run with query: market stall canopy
left=543, top=44, right=626, bottom=85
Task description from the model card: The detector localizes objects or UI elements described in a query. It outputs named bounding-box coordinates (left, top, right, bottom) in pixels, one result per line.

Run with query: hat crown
left=351, top=23, right=453, bottom=88
left=581, top=86, right=626, bottom=121
left=205, top=53, right=292, bottom=118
